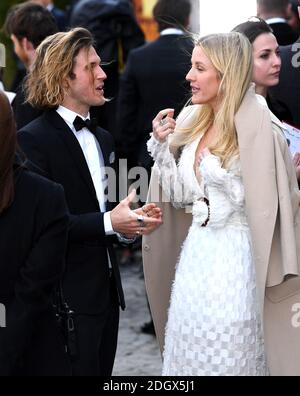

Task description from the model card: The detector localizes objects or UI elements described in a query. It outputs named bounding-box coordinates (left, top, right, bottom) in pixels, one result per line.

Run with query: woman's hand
left=152, top=108, right=176, bottom=143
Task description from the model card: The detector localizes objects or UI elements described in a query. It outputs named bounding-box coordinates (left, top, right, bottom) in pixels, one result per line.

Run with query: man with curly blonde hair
left=18, top=27, right=162, bottom=376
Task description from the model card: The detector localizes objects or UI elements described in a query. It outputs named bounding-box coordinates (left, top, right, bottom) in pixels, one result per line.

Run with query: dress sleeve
left=200, top=154, right=244, bottom=207
left=147, top=134, right=188, bottom=208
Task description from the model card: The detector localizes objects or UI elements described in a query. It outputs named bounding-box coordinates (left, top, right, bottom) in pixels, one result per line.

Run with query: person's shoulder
left=127, top=41, right=153, bottom=58
left=52, top=6, right=65, bottom=18
left=17, top=168, right=64, bottom=198
left=280, top=38, right=299, bottom=52
left=18, top=112, right=47, bottom=134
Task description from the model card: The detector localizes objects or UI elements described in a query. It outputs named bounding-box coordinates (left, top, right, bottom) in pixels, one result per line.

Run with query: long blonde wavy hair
left=170, top=32, right=253, bottom=168
left=25, top=28, right=95, bottom=108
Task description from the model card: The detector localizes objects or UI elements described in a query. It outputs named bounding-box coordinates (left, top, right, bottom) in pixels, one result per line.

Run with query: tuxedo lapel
left=93, top=128, right=110, bottom=167
left=93, top=127, right=117, bottom=211
left=44, top=110, right=98, bottom=206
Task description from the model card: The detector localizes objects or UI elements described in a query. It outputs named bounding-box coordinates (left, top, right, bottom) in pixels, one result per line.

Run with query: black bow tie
left=73, top=116, right=98, bottom=133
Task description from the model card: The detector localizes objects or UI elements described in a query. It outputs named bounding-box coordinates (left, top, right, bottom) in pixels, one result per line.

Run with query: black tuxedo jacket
left=269, top=22, right=298, bottom=45
left=117, top=34, right=194, bottom=169
left=18, top=110, right=125, bottom=314
left=12, top=81, right=43, bottom=130
left=0, top=167, right=70, bottom=375
left=270, top=37, right=300, bottom=128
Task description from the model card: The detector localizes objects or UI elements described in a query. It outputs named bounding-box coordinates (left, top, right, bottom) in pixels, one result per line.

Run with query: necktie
left=73, top=116, right=98, bottom=134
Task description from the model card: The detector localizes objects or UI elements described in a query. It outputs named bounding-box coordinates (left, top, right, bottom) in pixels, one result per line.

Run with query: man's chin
left=91, top=98, right=106, bottom=107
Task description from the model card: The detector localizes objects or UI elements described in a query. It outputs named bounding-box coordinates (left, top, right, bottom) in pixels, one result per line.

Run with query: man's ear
left=62, top=78, right=69, bottom=90
left=22, top=37, right=34, bottom=53
left=286, top=2, right=292, bottom=18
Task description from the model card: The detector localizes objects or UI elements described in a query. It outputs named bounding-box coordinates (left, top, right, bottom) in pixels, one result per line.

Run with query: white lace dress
left=147, top=134, right=268, bottom=376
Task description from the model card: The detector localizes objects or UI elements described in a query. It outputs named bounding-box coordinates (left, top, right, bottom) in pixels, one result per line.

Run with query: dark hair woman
left=233, top=17, right=293, bottom=124
left=0, top=91, right=70, bottom=376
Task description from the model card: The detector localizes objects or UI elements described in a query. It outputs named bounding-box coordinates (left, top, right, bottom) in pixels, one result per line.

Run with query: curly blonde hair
left=25, top=28, right=95, bottom=108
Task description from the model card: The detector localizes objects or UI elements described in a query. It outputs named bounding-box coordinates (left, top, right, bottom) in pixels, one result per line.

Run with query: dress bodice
left=147, top=135, right=248, bottom=229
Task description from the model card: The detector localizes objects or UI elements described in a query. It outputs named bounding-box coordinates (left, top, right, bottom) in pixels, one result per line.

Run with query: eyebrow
left=257, top=47, right=280, bottom=53
left=194, top=61, right=206, bottom=67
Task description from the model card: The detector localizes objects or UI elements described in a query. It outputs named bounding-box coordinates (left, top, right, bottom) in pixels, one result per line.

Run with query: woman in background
left=233, top=17, right=293, bottom=124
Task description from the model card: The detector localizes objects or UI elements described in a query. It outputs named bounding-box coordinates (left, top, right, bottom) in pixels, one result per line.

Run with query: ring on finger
left=137, top=215, right=144, bottom=223
left=159, top=118, right=167, bottom=127
left=137, top=214, right=146, bottom=228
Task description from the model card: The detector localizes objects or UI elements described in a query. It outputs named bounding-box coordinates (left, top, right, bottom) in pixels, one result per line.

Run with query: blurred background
left=0, top=0, right=259, bottom=87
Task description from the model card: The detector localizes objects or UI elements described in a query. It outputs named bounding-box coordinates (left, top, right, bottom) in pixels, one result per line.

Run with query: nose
left=272, top=53, right=281, bottom=68
left=186, top=67, right=194, bottom=81
left=96, top=65, right=107, bottom=80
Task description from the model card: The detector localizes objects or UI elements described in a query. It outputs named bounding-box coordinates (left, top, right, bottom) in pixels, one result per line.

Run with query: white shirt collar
left=56, top=105, right=90, bottom=126
left=265, top=17, right=287, bottom=24
left=160, top=28, right=184, bottom=36
left=47, top=3, right=54, bottom=12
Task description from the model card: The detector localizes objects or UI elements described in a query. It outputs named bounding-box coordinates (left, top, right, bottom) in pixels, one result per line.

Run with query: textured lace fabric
left=147, top=135, right=268, bottom=376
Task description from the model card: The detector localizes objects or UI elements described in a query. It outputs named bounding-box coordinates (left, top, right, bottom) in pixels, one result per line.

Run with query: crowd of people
left=1, top=0, right=300, bottom=377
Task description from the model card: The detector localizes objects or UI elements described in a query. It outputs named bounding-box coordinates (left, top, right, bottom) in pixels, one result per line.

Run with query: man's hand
left=110, top=190, right=162, bottom=239
left=133, top=203, right=162, bottom=236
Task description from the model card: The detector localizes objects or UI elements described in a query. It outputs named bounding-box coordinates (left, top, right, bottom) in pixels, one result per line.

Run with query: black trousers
left=71, top=279, right=120, bottom=376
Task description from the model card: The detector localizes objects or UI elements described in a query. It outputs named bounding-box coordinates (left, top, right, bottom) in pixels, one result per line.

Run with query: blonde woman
left=143, top=32, right=300, bottom=376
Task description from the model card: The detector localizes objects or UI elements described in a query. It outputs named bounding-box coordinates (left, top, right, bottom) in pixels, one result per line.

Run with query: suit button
left=144, top=244, right=150, bottom=252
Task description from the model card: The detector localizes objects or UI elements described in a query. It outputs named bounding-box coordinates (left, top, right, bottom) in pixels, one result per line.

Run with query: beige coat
left=143, top=86, right=300, bottom=376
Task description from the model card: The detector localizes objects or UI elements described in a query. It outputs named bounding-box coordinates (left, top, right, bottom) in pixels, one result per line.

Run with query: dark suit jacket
left=18, top=110, right=125, bottom=315
left=270, top=36, right=300, bottom=128
left=117, top=34, right=194, bottom=169
left=0, top=167, right=70, bottom=375
left=51, top=6, right=67, bottom=31
left=12, top=81, right=43, bottom=130
left=269, top=22, right=298, bottom=45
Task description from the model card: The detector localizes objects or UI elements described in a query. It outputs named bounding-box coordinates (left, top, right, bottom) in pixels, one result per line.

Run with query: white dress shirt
left=56, top=105, right=115, bottom=235
left=265, top=17, right=287, bottom=24
left=160, top=28, right=185, bottom=36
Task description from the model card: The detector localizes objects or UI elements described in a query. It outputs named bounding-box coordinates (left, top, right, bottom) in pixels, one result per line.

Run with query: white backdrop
left=190, top=0, right=257, bottom=36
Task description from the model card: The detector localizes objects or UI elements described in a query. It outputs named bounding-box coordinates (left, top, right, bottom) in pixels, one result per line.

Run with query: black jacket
left=18, top=110, right=125, bottom=315
left=69, top=0, right=145, bottom=137
left=269, top=22, right=298, bottom=45
left=117, top=34, right=194, bottom=169
left=270, top=37, right=300, bottom=128
left=0, top=167, right=70, bottom=375
left=11, top=80, right=43, bottom=130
